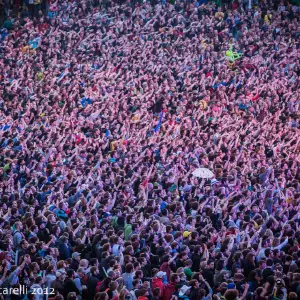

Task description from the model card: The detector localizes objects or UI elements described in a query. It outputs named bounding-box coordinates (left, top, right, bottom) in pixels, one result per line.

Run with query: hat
left=179, top=285, right=191, bottom=296
left=156, top=271, right=166, bottom=278
left=55, top=270, right=66, bottom=277
left=227, top=283, right=236, bottom=289
left=72, top=252, right=80, bottom=259
left=183, top=185, right=192, bottom=192
left=183, top=231, right=192, bottom=238
left=211, top=178, right=219, bottom=185
left=160, top=201, right=167, bottom=210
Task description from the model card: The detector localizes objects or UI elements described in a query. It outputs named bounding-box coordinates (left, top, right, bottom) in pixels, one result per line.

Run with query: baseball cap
left=156, top=271, right=166, bottom=278
left=72, top=252, right=81, bottom=259
left=56, top=270, right=66, bottom=277
left=183, top=231, right=192, bottom=238
left=227, top=283, right=236, bottom=289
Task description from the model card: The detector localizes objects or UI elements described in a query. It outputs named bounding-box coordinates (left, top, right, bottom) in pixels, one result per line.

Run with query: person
left=162, top=274, right=180, bottom=300
left=45, top=265, right=56, bottom=296
left=178, top=285, right=191, bottom=299
left=12, top=222, right=23, bottom=249
left=189, top=279, right=200, bottom=300
left=152, top=271, right=166, bottom=296
left=152, top=287, right=161, bottom=300
left=87, top=266, right=100, bottom=299
left=122, top=263, right=135, bottom=291
left=67, top=292, right=78, bottom=300
left=137, top=288, right=149, bottom=300
left=3, top=0, right=10, bottom=18
left=224, top=289, right=239, bottom=300
left=51, top=270, right=66, bottom=296
left=70, top=252, right=81, bottom=271
left=30, top=276, right=44, bottom=300
left=73, top=267, right=85, bottom=296
left=202, top=261, right=215, bottom=289
left=184, top=259, right=193, bottom=280
left=63, top=269, right=80, bottom=299
left=57, top=235, right=72, bottom=260
left=94, top=292, right=109, bottom=300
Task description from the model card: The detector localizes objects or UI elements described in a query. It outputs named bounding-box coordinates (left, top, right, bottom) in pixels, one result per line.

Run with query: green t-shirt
left=3, top=20, right=13, bottom=30
left=124, top=223, right=132, bottom=241
left=184, top=267, right=193, bottom=280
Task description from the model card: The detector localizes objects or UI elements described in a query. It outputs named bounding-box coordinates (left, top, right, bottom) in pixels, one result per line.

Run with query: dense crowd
left=0, top=0, right=299, bottom=300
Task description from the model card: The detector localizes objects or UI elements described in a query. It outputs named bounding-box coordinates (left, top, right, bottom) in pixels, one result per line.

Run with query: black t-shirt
left=202, top=268, right=214, bottom=288
left=265, top=147, right=274, bottom=158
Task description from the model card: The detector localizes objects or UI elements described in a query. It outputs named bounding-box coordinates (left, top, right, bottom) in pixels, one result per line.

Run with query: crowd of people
left=0, top=0, right=300, bottom=300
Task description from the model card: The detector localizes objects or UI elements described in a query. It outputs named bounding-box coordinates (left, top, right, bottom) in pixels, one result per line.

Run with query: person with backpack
left=152, top=271, right=166, bottom=297
left=106, top=280, right=119, bottom=299
left=96, top=277, right=112, bottom=294
left=162, top=273, right=180, bottom=300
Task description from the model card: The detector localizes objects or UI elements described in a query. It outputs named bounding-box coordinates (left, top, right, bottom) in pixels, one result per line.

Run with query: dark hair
left=67, top=269, right=75, bottom=277
left=90, top=266, right=98, bottom=274
left=224, top=289, right=239, bottom=300
left=153, top=287, right=161, bottom=297
left=170, top=273, right=179, bottom=283
left=125, top=263, right=134, bottom=273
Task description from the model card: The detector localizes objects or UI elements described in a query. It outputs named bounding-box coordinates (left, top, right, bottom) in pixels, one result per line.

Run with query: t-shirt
left=3, top=20, right=13, bottom=30
left=184, top=267, right=193, bottom=280
left=13, top=231, right=22, bottom=249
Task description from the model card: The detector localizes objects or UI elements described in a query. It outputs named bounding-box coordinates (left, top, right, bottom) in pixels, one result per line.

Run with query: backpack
left=95, top=242, right=102, bottom=259
left=82, top=272, right=91, bottom=286
left=95, top=280, right=104, bottom=294
left=13, top=230, right=20, bottom=237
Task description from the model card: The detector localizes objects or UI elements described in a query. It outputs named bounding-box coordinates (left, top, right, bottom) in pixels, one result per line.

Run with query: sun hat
left=179, top=285, right=191, bottom=296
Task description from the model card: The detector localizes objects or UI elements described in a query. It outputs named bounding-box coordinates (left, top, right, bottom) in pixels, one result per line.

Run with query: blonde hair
left=119, top=288, right=129, bottom=300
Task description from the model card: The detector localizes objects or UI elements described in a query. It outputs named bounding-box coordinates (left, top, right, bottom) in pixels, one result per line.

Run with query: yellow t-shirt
left=264, top=14, right=272, bottom=24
